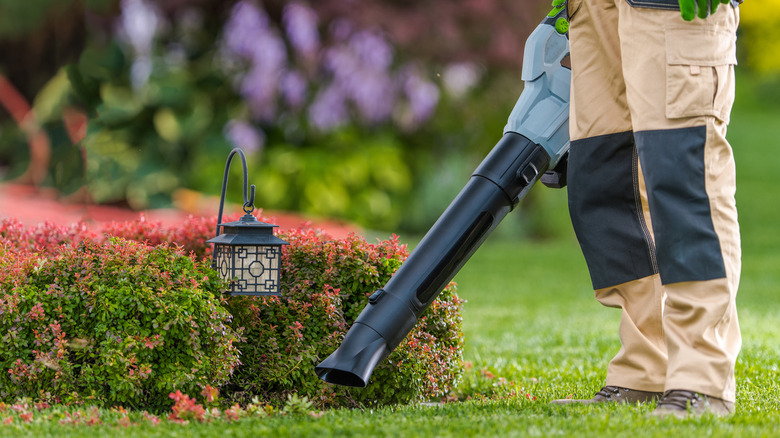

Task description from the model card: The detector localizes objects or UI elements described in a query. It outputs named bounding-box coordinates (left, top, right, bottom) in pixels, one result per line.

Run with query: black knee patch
left=568, top=131, right=658, bottom=289
left=635, top=126, right=726, bottom=284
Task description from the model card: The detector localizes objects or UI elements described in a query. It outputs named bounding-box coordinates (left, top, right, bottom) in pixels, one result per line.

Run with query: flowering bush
left=219, top=1, right=439, bottom=133
left=0, top=217, right=96, bottom=256
left=214, top=229, right=464, bottom=408
left=0, top=221, right=241, bottom=411
left=48, top=0, right=443, bottom=230
left=102, top=213, right=223, bottom=260
left=105, top=215, right=465, bottom=408
left=0, top=216, right=465, bottom=409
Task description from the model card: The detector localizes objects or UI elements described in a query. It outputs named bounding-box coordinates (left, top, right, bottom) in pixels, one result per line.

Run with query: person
left=551, top=0, right=743, bottom=418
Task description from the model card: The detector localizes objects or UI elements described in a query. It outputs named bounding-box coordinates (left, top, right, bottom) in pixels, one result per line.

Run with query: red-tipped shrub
left=0, top=215, right=464, bottom=409
left=0, top=218, right=97, bottom=255
left=105, top=215, right=465, bottom=407
left=225, top=228, right=464, bottom=407
left=103, top=214, right=246, bottom=260
left=0, top=233, right=240, bottom=411
left=168, top=390, right=207, bottom=423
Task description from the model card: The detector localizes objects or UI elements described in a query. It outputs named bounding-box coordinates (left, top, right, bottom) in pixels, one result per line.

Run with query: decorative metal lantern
left=207, top=148, right=289, bottom=296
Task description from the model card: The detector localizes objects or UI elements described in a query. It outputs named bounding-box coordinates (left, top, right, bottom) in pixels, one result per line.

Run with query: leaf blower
left=315, top=6, right=571, bottom=388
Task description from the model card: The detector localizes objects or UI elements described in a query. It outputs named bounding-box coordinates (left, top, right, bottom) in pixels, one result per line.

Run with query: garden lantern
left=207, top=148, right=288, bottom=296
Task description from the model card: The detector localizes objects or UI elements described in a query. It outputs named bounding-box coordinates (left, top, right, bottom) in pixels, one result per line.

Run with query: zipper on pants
left=632, top=146, right=660, bottom=275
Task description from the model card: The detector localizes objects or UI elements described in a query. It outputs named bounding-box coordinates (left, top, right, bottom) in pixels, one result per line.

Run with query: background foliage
left=1, top=0, right=772, bottom=236
left=738, top=0, right=780, bottom=74
left=1, top=0, right=551, bottom=236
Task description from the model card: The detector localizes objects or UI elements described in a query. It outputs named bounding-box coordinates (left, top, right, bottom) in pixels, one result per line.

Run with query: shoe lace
left=594, top=386, right=623, bottom=399
left=659, top=390, right=701, bottom=410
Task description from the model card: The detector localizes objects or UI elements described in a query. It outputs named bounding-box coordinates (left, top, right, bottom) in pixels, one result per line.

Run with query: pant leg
left=567, top=0, right=668, bottom=392
left=617, top=1, right=741, bottom=402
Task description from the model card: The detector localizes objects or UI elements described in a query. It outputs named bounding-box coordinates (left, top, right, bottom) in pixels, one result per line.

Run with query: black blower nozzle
left=316, top=133, right=551, bottom=387
left=314, top=323, right=388, bottom=387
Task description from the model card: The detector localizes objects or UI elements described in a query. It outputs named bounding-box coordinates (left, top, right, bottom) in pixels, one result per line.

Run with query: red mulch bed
left=0, top=183, right=359, bottom=239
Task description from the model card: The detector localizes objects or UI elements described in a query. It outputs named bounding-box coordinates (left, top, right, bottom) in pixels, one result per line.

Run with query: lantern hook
left=215, top=148, right=256, bottom=238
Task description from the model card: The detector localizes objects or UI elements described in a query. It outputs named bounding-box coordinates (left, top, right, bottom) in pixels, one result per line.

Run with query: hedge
left=0, top=216, right=464, bottom=409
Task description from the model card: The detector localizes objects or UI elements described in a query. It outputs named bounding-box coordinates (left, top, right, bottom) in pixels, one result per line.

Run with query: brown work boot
left=652, top=390, right=735, bottom=418
left=551, top=385, right=663, bottom=405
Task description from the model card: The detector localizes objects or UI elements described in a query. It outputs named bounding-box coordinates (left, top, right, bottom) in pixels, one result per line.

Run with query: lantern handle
left=215, top=148, right=256, bottom=238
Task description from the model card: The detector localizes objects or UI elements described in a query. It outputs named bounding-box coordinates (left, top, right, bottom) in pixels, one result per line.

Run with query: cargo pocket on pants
left=665, top=24, right=737, bottom=123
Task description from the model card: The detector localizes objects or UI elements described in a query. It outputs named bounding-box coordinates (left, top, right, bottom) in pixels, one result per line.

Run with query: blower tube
left=316, top=7, right=570, bottom=387
left=315, top=133, right=550, bottom=387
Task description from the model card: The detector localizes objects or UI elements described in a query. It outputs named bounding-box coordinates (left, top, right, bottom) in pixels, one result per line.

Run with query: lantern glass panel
left=213, top=244, right=282, bottom=296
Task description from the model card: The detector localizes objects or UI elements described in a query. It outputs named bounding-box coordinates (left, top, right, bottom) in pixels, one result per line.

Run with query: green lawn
left=4, top=91, right=780, bottom=437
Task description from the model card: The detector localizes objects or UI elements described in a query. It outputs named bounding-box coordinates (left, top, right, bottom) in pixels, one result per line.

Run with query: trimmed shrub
left=0, top=218, right=97, bottom=256
left=102, top=214, right=219, bottom=260
left=0, top=216, right=465, bottom=409
left=108, top=216, right=465, bottom=408
left=225, top=229, right=465, bottom=408
left=0, top=228, right=241, bottom=411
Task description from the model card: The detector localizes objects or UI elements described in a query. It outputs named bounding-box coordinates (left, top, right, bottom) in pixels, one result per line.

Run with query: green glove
left=679, top=0, right=731, bottom=21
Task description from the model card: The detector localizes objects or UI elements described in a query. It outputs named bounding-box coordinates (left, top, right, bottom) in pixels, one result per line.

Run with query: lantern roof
left=207, top=214, right=289, bottom=246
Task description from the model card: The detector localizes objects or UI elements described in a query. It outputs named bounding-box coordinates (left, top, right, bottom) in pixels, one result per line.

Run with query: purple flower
left=323, top=45, right=358, bottom=81
left=217, top=1, right=440, bottom=132
left=309, top=85, right=348, bottom=131
left=223, top=1, right=270, bottom=60
left=240, top=65, right=280, bottom=121
left=442, top=62, right=482, bottom=99
left=281, top=70, right=308, bottom=109
left=321, top=29, right=398, bottom=125
left=223, top=1, right=287, bottom=69
left=350, top=30, right=393, bottom=71
left=223, top=1, right=289, bottom=121
left=403, top=69, right=440, bottom=127
left=117, top=0, right=163, bottom=56
left=224, top=119, right=265, bottom=153
left=349, top=71, right=395, bottom=123
left=283, top=3, right=320, bottom=60
left=248, top=30, right=287, bottom=72
left=116, top=0, right=166, bottom=89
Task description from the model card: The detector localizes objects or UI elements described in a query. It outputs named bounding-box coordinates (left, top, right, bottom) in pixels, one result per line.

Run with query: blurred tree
left=0, top=0, right=117, bottom=185
left=301, top=0, right=549, bottom=71
left=1, top=0, right=552, bottom=107
left=0, top=0, right=117, bottom=101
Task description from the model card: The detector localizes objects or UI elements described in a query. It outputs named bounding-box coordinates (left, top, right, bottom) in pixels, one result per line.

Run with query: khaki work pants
left=566, top=0, right=741, bottom=402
